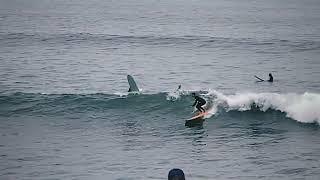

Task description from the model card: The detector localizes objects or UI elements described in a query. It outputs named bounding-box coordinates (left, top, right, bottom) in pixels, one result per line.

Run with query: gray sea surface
left=0, top=0, right=320, bottom=179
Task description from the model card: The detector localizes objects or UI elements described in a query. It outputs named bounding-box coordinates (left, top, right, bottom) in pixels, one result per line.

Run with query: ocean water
left=0, top=0, right=320, bottom=179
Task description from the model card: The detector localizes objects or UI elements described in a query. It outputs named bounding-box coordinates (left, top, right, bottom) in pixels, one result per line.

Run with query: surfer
left=177, top=85, right=181, bottom=91
left=191, top=92, right=206, bottom=113
left=268, top=73, right=273, bottom=82
left=254, top=73, right=273, bottom=82
left=174, top=85, right=182, bottom=93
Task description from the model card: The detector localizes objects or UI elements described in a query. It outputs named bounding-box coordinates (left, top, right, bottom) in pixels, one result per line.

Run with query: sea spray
left=207, top=90, right=320, bottom=124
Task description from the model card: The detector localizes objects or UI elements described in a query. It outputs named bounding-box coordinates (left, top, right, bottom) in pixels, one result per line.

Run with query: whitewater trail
left=167, top=89, right=320, bottom=124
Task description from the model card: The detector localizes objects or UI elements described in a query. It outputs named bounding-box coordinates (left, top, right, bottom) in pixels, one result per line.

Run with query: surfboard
left=127, top=75, right=139, bottom=92
left=186, top=111, right=209, bottom=121
left=185, top=100, right=213, bottom=127
left=185, top=111, right=208, bottom=127
left=254, top=75, right=264, bottom=82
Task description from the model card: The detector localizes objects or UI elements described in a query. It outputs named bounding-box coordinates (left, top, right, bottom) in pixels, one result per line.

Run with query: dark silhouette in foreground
left=168, top=168, right=185, bottom=180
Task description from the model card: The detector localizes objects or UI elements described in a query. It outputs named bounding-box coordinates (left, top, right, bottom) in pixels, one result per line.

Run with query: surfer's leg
left=199, top=102, right=206, bottom=112
left=200, top=106, right=205, bottom=112
left=196, top=104, right=204, bottom=112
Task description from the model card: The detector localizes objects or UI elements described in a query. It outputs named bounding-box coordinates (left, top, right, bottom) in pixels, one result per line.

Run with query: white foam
left=166, top=90, right=182, bottom=101
left=207, top=90, right=320, bottom=124
left=203, top=106, right=217, bottom=119
left=114, top=92, right=129, bottom=97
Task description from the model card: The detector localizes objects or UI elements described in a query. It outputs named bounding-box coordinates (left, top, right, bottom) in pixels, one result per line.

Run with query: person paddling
left=254, top=73, right=274, bottom=82
left=268, top=73, right=273, bottom=82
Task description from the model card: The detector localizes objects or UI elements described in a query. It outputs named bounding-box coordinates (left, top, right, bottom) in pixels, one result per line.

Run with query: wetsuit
left=192, top=95, right=206, bottom=112
left=268, top=74, right=273, bottom=82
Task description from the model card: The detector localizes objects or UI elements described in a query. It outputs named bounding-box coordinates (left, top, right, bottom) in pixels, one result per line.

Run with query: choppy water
left=1, top=0, right=320, bottom=179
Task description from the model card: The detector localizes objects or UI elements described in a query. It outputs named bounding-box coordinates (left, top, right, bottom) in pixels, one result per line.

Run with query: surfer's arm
left=254, top=75, right=264, bottom=82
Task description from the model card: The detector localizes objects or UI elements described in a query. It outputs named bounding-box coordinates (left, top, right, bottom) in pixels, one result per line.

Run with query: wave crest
left=205, top=90, right=320, bottom=124
left=1, top=91, right=320, bottom=124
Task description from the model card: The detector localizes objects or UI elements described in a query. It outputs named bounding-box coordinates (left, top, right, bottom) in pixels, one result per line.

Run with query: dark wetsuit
left=268, top=74, right=273, bottom=82
left=193, top=95, right=206, bottom=112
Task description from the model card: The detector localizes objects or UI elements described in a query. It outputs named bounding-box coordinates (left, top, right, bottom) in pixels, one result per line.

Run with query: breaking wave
left=1, top=90, right=319, bottom=124
left=169, top=90, right=320, bottom=124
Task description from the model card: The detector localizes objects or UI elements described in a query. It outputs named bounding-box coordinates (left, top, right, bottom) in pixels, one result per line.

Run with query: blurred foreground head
left=168, top=168, right=185, bottom=180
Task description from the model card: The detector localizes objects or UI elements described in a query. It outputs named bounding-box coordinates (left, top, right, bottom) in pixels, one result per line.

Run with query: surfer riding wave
left=191, top=92, right=206, bottom=113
